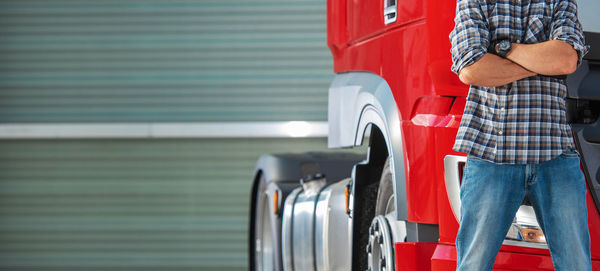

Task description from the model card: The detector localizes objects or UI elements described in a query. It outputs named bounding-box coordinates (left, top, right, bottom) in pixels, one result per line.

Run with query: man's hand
left=458, top=53, right=537, bottom=87
left=506, top=40, right=579, bottom=76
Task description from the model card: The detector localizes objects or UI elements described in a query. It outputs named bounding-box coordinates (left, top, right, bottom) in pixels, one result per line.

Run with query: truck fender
left=328, top=71, right=408, bottom=220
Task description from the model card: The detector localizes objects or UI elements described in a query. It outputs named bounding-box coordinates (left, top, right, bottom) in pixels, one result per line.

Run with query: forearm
left=459, top=53, right=537, bottom=87
left=506, top=40, right=578, bottom=75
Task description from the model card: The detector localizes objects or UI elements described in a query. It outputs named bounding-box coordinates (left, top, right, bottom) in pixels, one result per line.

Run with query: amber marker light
left=519, top=226, right=546, bottom=243
left=345, top=184, right=350, bottom=214
left=273, top=190, right=279, bottom=214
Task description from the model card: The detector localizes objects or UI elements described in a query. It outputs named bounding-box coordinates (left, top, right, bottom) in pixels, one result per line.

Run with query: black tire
left=251, top=175, right=281, bottom=271
left=366, top=157, right=399, bottom=271
left=375, top=157, right=395, bottom=216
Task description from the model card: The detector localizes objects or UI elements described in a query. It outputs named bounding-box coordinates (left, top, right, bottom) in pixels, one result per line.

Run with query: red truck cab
left=250, top=0, right=600, bottom=270
left=326, top=0, right=600, bottom=269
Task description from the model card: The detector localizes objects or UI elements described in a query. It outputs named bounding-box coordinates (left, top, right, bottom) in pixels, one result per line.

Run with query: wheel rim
left=367, top=194, right=396, bottom=271
left=367, top=215, right=395, bottom=271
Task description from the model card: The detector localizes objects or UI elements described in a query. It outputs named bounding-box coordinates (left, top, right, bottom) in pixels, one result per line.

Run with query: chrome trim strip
left=314, top=185, right=331, bottom=271
left=0, top=121, right=328, bottom=139
left=281, top=188, right=301, bottom=271
left=502, top=240, right=548, bottom=250
left=292, top=187, right=319, bottom=271
left=443, top=154, right=466, bottom=220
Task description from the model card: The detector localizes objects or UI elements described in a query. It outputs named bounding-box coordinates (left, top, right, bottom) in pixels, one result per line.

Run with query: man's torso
left=452, top=0, right=577, bottom=164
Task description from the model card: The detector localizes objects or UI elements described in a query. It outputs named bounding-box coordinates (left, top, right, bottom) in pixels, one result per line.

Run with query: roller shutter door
left=0, top=0, right=343, bottom=270
left=0, top=0, right=331, bottom=122
left=0, top=138, right=365, bottom=270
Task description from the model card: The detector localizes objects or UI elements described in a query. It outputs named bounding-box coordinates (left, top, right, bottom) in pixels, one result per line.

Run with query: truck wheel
left=252, top=175, right=279, bottom=271
left=367, top=158, right=404, bottom=271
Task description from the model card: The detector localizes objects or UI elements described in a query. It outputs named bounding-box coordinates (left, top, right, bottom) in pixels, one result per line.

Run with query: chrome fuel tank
left=314, top=178, right=352, bottom=271
left=281, top=175, right=352, bottom=271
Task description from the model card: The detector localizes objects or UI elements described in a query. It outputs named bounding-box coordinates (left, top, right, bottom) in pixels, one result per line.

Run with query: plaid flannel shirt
left=449, top=0, right=590, bottom=164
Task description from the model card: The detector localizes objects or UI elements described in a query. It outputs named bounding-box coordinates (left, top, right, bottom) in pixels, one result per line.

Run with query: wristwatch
left=495, top=40, right=512, bottom=58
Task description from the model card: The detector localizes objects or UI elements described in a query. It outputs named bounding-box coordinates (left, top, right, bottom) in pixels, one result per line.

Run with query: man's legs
left=527, top=152, right=592, bottom=270
left=456, top=157, right=525, bottom=271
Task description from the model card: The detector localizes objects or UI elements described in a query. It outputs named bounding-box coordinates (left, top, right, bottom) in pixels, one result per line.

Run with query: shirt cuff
left=451, top=48, right=487, bottom=75
left=552, top=33, right=590, bottom=65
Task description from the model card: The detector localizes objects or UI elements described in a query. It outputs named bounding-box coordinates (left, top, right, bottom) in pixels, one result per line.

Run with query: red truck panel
left=431, top=244, right=600, bottom=270
left=327, top=0, right=600, bottom=266
left=346, top=0, right=425, bottom=44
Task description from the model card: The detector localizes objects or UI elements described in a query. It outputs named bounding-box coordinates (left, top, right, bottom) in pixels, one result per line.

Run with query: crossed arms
left=459, top=41, right=578, bottom=87
left=450, top=0, right=588, bottom=88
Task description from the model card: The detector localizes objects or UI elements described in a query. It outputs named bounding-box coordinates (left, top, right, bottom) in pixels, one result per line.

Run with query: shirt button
left=500, top=107, right=505, bottom=112
left=516, top=40, right=521, bottom=43
left=498, top=130, right=503, bottom=135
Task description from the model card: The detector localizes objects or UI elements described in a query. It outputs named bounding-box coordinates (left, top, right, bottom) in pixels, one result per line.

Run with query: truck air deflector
left=567, top=59, right=600, bottom=214
left=583, top=32, right=600, bottom=61
left=567, top=60, right=600, bottom=101
left=572, top=127, right=600, bottom=215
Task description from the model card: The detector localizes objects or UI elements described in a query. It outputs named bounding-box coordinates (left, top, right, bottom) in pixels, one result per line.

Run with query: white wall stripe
left=0, top=122, right=329, bottom=139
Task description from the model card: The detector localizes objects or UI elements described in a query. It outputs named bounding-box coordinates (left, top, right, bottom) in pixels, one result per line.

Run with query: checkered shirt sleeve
left=449, top=0, right=490, bottom=75
left=550, top=0, right=590, bottom=66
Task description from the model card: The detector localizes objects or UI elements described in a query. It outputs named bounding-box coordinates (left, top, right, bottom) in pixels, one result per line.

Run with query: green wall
left=0, top=0, right=331, bottom=122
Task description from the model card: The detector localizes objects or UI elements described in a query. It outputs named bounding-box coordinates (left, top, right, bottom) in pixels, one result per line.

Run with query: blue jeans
left=456, top=152, right=592, bottom=270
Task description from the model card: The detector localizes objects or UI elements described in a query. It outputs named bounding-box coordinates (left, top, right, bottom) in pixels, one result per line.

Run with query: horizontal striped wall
left=0, top=138, right=365, bottom=270
left=0, top=0, right=331, bottom=123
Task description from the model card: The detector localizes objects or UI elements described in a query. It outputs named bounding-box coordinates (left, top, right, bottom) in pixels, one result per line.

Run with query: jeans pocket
left=561, top=150, right=580, bottom=158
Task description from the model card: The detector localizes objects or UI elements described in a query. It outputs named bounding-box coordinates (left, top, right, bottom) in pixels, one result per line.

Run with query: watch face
left=499, top=41, right=511, bottom=51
